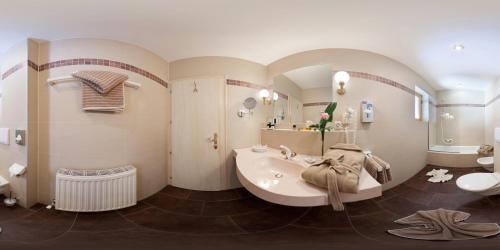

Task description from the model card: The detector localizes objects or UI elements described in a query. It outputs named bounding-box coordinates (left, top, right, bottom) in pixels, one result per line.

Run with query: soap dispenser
left=361, top=101, right=374, bottom=123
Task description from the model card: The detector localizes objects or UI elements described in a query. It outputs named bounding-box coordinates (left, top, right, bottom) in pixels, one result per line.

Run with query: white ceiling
left=1, top=0, right=500, bottom=91
left=283, top=64, right=332, bottom=90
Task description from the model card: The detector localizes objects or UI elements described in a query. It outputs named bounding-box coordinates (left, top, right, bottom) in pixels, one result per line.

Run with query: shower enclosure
left=428, top=90, right=485, bottom=154
left=439, top=111, right=455, bottom=145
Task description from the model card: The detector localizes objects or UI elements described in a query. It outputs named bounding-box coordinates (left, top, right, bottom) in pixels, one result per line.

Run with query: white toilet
left=456, top=172, right=500, bottom=196
left=477, top=156, right=494, bottom=172
left=458, top=128, right=500, bottom=195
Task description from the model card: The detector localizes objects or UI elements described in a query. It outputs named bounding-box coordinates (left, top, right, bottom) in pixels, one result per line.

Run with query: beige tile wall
left=0, top=41, right=29, bottom=207
left=435, top=90, right=485, bottom=146
left=36, top=39, right=170, bottom=204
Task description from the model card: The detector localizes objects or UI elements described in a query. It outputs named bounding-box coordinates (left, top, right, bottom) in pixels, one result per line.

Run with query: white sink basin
left=252, top=157, right=303, bottom=189
left=234, top=147, right=382, bottom=207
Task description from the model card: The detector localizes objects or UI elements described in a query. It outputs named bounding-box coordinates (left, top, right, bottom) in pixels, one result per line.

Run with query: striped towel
left=365, top=154, right=392, bottom=184
left=72, top=71, right=128, bottom=112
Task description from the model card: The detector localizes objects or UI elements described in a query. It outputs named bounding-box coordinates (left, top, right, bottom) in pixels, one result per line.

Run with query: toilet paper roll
left=9, top=163, right=26, bottom=177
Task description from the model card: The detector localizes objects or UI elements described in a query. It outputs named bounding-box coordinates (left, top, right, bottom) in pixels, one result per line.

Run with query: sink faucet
left=280, top=145, right=297, bottom=160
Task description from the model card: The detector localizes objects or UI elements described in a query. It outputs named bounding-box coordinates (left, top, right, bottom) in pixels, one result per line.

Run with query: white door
left=171, top=77, right=226, bottom=191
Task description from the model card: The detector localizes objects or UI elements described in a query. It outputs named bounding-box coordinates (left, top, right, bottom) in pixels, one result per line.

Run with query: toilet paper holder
left=9, top=163, right=27, bottom=177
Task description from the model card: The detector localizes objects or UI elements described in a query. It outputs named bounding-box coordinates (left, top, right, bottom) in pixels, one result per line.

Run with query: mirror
left=272, top=64, right=333, bottom=125
left=237, top=97, right=258, bottom=118
left=272, top=92, right=288, bottom=123
left=243, top=97, right=257, bottom=110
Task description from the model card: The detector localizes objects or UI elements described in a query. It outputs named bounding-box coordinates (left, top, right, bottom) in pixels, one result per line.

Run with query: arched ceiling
left=2, top=0, right=499, bottom=90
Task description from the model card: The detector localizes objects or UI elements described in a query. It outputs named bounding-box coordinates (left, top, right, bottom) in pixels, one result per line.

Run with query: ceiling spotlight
left=453, top=44, right=465, bottom=51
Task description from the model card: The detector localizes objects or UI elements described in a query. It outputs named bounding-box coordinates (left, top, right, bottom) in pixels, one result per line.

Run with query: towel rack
left=47, top=72, right=141, bottom=89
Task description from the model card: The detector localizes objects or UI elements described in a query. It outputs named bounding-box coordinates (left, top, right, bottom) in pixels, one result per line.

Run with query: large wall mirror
left=272, top=64, right=333, bottom=125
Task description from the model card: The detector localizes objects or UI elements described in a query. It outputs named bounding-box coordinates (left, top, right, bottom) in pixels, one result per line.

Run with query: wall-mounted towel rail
left=47, top=72, right=141, bottom=89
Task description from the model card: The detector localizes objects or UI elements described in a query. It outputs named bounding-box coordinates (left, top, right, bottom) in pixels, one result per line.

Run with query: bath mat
left=388, top=209, right=500, bottom=240
left=426, top=169, right=448, bottom=176
left=426, top=168, right=453, bottom=183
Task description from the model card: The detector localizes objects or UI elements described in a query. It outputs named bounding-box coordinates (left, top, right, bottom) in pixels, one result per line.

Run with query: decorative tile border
left=227, top=71, right=426, bottom=103
left=1, top=62, right=25, bottom=80
left=275, top=91, right=288, bottom=100
left=344, top=71, right=422, bottom=98
left=2, top=59, right=168, bottom=88
left=436, top=103, right=485, bottom=108
left=303, top=102, right=331, bottom=107
left=486, top=94, right=500, bottom=107
left=226, top=79, right=265, bottom=90
left=27, top=60, right=38, bottom=71
left=226, top=79, right=289, bottom=100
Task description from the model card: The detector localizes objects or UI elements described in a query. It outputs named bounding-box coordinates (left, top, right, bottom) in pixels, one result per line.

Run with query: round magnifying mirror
left=243, top=97, right=257, bottom=110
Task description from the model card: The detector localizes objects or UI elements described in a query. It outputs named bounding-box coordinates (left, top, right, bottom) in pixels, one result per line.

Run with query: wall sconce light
left=259, top=89, right=272, bottom=105
left=334, top=71, right=350, bottom=95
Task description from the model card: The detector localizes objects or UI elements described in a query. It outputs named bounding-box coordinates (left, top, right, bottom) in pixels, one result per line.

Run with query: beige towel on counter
left=72, top=71, right=128, bottom=112
left=388, top=209, right=500, bottom=240
left=301, top=143, right=364, bottom=211
left=365, top=154, right=392, bottom=184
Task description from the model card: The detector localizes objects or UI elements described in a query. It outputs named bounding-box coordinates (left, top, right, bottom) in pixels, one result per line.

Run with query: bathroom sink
left=234, top=147, right=382, bottom=207
left=252, top=157, right=304, bottom=189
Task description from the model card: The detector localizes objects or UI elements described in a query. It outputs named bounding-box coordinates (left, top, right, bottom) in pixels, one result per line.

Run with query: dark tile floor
left=1, top=166, right=500, bottom=250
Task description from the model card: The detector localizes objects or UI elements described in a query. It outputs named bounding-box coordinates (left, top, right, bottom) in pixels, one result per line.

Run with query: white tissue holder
left=9, top=163, right=26, bottom=177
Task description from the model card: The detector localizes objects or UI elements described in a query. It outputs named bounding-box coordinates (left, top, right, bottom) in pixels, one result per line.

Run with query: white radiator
left=55, top=165, right=137, bottom=212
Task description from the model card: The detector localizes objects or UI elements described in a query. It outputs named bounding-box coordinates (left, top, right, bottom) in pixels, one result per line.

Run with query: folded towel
left=364, top=154, right=392, bottom=184
left=301, top=143, right=364, bottom=211
left=373, top=155, right=392, bottom=183
left=81, top=83, right=124, bottom=112
left=365, top=157, right=382, bottom=182
left=478, top=144, right=494, bottom=156
left=388, top=209, right=500, bottom=240
left=72, top=71, right=128, bottom=112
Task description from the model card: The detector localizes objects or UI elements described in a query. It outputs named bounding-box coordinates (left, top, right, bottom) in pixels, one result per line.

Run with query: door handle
left=208, top=133, right=218, bottom=149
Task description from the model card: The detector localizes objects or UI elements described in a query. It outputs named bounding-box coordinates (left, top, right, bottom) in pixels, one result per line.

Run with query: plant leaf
left=324, top=102, right=337, bottom=122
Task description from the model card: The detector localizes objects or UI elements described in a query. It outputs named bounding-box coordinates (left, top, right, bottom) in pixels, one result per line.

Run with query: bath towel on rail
left=72, top=71, right=128, bottom=112
left=388, top=208, right=500, bottom=240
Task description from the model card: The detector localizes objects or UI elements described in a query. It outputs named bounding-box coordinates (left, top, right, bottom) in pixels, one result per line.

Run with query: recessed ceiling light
left=453, top=44, right=465, bottom=51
